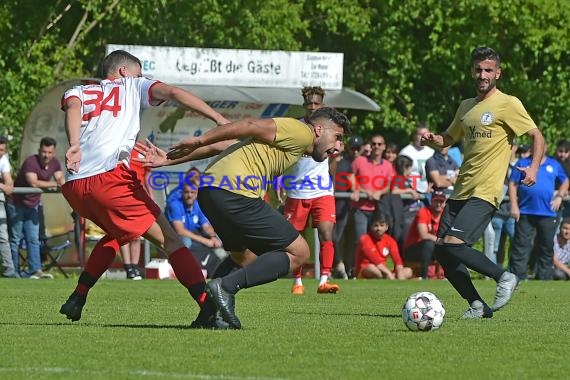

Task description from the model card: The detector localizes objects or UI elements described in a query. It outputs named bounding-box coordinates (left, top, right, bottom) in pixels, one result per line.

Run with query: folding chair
left=40, top=193, right=75, bottom=277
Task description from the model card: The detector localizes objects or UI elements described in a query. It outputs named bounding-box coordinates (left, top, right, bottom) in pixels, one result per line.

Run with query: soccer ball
left=402, top=291, right=445, bottom=331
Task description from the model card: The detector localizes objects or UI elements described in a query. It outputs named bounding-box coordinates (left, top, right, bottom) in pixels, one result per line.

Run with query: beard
left=477, top=78, right=497, bottom=95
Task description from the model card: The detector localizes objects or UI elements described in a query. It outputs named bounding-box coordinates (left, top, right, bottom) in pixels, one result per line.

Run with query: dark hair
left=556, top=139, right=570, bottom=152
left=301, top=86, right=325, bottom=103
left=561, top=217, right=570, bottom=227
left=471, top=46, right=501, bottom=67
left=394, top=155, right=413, bottom=175
left=184, top=166, right=201, bottom=176
left=384, top=143, right=399, bottom=153
left=370, top=212, right=390, bottom=227
left=101, top=50, right=142, bottom=77
left=0, top=136, right=7, bottom=145
left=308, top=107, right=351, bottom=135
left=410, top=124, right=428, bottom=141
left=40, top=137, right=57, bottom=147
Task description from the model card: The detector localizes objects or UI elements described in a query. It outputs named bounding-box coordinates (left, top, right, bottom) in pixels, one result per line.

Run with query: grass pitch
left=0, top=277, right=567, bottom=379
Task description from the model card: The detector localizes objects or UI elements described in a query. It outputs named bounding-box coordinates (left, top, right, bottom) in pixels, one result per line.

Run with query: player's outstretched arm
left=167, top=118, right=277, bottom=160
left=150, top=83, right=230, bottom=126
left=134, top=139, right=238, bottom=168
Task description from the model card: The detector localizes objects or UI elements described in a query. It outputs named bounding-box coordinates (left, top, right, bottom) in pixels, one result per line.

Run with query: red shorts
left=283, top=195, right=336, bottom=231
left=62, top=164, right=161, bottom=245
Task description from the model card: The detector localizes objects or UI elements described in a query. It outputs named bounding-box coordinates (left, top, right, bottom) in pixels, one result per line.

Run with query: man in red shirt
left=349, top=134, right=395, bottom=276
left=403, top=190, right=447, bottom=279
left=354, top=212, right=412, bottom=279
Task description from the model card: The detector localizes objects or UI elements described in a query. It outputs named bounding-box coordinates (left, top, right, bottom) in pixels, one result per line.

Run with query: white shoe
left=491, top=271, right=517, bottom=311
left=29, top=270, right=54, bottom=280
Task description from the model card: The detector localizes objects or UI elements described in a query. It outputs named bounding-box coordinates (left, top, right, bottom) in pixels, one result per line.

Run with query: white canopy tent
left=169, top=85, right=379, bottom=111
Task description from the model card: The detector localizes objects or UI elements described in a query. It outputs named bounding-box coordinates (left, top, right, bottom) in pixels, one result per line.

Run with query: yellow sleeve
left=446, top=101, right=469, bottom=142
left=504, top=96, right=537, bottom=137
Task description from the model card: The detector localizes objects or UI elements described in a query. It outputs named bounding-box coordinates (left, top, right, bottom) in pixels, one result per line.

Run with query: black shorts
left=198, top=187, right=300, bottom=255
left=437, top=197, right=496, bottom=246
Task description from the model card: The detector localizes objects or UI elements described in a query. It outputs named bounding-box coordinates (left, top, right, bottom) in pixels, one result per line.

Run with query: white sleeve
left=137, top=78, right=161, bottom=109
left=0, top=155, right=11, bottom=173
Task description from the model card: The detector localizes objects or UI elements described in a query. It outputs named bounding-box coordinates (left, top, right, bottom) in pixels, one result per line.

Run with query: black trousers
left=508, top=214, right=558, bottom=280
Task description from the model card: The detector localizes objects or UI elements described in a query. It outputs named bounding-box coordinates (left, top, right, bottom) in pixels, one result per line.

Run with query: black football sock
left=444, top=243, right=504, bottom=281
left=221, top=251, right=290, bottom=294
left=435, top=244, right=482, bottom=304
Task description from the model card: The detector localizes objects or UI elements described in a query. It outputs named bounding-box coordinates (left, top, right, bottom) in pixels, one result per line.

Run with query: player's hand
left=420, top=132, right=441, bottom=148
left=65, top=145, right=81, bottom=174
left=216, top=117, right=231, bottom=126
left=517, top=166, right=537, bottom=187
left=133, top=140, right=169, bottom=168
left=167, top=137, right=202, bottom=160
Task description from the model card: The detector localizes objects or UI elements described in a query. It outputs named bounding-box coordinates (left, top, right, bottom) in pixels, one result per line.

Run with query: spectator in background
left=516, top=144, right=531, bottom=159
left=508, top=147, right=569, bottom=280
left=0, top=136, right=17, bottom=278
left=425, top=146, right=459, bottom=193
left=165, top=170, right=225, bottom=277
left=360, top=141, right=371, bottom=157
left=403, top=190, right=447, bottom=279
left=350, top=134, right=395, bottom=277
left=553, top=218, right=570, bottom=280
left=332, top=134, right=363, bottom=279
left=119, top=149, right=153, bottom=280
left=448, top=143, right=463, bottom=167
left=383, top=143, right=399, bottom=164
left=555, top=140, right=570, bottom=177
left=399, top=125, right=435, bottom=195
left=489, top=190, right=515, bottom=267
left=354, top=212, right=413, bottom=279
left=8, top=137, right=64, bottom=279
left=386, top=154, right=421, bottom=250
left=488, top=146, right=518, bottom=267
left=554, top=139, right=570, bottom=219
left=285, top=86, right=340, bottom=294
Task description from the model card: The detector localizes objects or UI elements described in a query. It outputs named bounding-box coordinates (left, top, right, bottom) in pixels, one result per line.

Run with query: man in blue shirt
left=508, top=152, right=569, bottom=280
left=165, top=181, right=225, bottom=276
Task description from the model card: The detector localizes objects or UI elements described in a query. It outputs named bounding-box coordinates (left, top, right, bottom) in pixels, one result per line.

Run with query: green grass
left=0, top=278, right=567, bottom=379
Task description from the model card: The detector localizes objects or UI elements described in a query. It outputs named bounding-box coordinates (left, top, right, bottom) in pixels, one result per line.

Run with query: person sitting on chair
left=165, top=171, right=226, bottom=277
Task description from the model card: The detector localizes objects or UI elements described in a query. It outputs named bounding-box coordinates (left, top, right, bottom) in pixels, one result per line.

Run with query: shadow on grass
left=292, top=311, right=401, bottom=318
left=0, top=322, right=197, bottom=330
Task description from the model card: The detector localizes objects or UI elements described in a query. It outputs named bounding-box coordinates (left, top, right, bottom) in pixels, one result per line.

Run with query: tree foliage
left=1, top=0, right=569, bottom=162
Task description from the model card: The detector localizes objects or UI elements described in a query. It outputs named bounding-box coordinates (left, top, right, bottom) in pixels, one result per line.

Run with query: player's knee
left=317, top=223, right=334, bottom=242
left=286, top=236, right=310, bottom=270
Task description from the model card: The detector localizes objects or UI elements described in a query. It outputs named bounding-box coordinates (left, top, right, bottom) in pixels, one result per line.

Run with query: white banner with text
left=106, top=44, right=343, bottom=89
